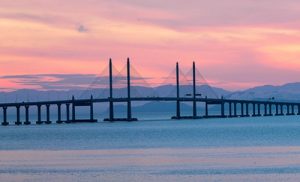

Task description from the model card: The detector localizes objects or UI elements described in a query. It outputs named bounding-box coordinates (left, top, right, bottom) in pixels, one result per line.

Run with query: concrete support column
left=257, top=104, right=261, bottom=116
left=15, top=106, right=21, bottom=125
left=229, top=102, right=232, bottom=117
left=233, top=102, right=237, bottom=117
left=24, top=105, right=31, bottom=125
left=264, top=104, right=272, bottom=116
left=90, top=96, right=94, bottom=121
left=298, top=105, right=300, bottom=115
left=45, top=104, right=51, bottom=124
left=246, top=103, right=249, bottom=116
left=280, top=104, right=284, bottom=115
left=264, top=104, right=267, bottom=116
left=36, top=105, right=42, bottom=124
left=66, top=103, right=70, bottom=123
left=252, top=103, right=256, bottom=116
left=57, top=104, right=62, bottom=124
left=292, top=105, right=295, bottom=115
left=72, top=96, right=75, bottom=122
left=241, top=103, right=244, bottom=117
left=205, top=102, right=208, bottom=118
left=287, top=105, right=291, bottom=115
left=221, top=101, right=225, bottom=118
left=1, top=107, right=8, bottom=126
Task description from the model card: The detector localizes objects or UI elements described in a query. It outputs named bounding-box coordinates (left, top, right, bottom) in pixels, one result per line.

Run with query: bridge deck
left=0, top=97, right=299, bottom=107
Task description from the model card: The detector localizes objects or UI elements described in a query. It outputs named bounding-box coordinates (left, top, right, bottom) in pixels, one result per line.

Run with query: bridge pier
left=275, top=104, right=279, bottom=116
left=72, top=96, right=76, bottom=122
left=291, top=105, right=295, bottom=115
left=228, top=102, right=232, bottom=117
left=204, top=102, right=208, bottom=118
left=257, top=104, right=261, bottom=116
left=15, top=106, right=21, bottom=125
left=1, top=107, right=9, bottom=126
left=45, top=104, right=51, bottom=124
left=240, top=102, right=244, bottom=117
left=233, top=102, right=237, bottom=117
left=268, top=104, right=273, bottom=116
left=36, top=105, right=42, bottom=124
left=280, top=104, right=284, bottom=115
left=221, top=100, right=225, bottom=118
left=90, top=96, right=94, bottom=121
left=264, top=104, right=267, bottom=116
left=65, top=103, right=71, bottom=123
left=287, top=104, right=292, bottom=115
left=245, top=103, right=250, bottom=117
left=298, top=105, right=300, bottom=115
left=108, top=99, right=114, bottom=121
left=265, top=104, right=272, bottom=116
left=252, top=103, right=257, bottom=116
left=24, top=105, right=31, bottom=125
left=56, top=104, right=63, bottom=124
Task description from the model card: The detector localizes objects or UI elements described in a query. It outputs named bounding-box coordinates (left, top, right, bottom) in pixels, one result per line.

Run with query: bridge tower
left=109, top=58, right=114, bottom=121
left=176, top=62, right=181, bottom=118
left=104, top=58, right=137, bottom=122
left=172, top=61, right=200, bottom=119
left=127, top=58, right=135, bottom=121
left=172, top=62, right=181, bottom=119
left=192, top=62, right=197, bottom=118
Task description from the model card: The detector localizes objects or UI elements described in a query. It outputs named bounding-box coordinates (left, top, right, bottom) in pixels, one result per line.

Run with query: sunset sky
left=1, top=0, right=300, bottom=91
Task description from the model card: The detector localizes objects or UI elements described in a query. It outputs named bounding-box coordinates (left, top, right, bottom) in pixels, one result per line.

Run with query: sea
left=1, top=113, right=300, bottom=182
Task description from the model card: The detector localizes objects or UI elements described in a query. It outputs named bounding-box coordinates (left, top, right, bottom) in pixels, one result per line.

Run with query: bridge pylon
left=104, top=58, right=137, bottom=122
left=172, top=61, right=201, bottom=120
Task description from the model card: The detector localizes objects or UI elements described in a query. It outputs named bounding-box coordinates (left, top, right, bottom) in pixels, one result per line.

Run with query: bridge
left=1, top=58, right=300, bottom=126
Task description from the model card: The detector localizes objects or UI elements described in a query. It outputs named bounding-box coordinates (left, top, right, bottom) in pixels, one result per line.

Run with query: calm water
left=1, top=116, right=300, bottom=181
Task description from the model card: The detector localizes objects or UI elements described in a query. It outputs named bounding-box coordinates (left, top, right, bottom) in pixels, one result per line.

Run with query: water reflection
left=2, top=147, right=300, bottom=182
left=1, top=116, right=300, bottom=181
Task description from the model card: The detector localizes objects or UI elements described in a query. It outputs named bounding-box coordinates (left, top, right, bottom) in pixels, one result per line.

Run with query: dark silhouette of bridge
left=1, top=58, right=300, bottom=126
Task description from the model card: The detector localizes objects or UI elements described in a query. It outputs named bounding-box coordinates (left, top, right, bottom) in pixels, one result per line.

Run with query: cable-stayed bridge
left=1, top=58, right=300, bottom=126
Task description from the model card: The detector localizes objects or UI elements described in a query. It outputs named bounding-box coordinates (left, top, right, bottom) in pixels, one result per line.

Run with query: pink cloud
left=1, top=0, right=300, bottom=91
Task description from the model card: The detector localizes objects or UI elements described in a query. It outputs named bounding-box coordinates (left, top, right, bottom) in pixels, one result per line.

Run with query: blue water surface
left=1, top=115, right=300, bottom=150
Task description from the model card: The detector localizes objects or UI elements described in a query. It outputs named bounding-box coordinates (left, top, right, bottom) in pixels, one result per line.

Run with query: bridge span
left=1, top=58, right=299, bottom=126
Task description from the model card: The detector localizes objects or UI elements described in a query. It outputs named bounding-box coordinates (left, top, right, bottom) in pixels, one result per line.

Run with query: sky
left=1, top=0, right=300, bottom=91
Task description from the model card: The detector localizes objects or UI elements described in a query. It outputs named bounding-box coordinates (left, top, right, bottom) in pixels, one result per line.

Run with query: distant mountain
left=0, top=84, right=231, bottom=103
left=154, top=84, right=230, bottom=98
left=227, top=82, right=300, bottom=101
left=106, top=101, right=222, bottom=116
left=113, top=102, right=194, bottom=113
left=2, top=82, right=300, bottom=109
